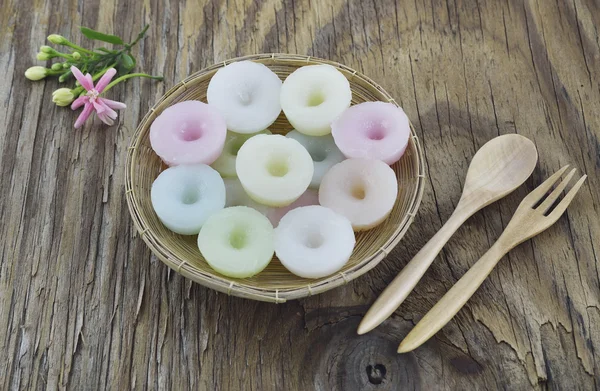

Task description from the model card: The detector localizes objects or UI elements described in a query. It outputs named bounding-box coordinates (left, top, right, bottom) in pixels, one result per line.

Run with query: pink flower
left=70, top=66, right=126, bottom=129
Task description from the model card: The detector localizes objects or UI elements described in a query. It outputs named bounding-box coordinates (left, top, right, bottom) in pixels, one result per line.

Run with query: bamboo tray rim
left=125, top=53, right=426, bottom=303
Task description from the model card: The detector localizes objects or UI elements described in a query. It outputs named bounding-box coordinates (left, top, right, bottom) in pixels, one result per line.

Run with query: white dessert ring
left=274, top=205, right=355, bottom=279
left=207, top=61, right=282, bottom=134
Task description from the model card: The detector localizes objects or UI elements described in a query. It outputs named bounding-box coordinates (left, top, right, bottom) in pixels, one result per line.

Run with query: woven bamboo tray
left=125, top=53, right=425, bottom=303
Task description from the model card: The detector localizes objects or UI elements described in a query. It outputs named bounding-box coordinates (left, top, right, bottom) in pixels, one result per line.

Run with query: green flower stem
left=52, top=51, right=74, bottom=60
left=72, top=86, right=85, bottom=96
left=47, top=68, right=68, bottom=76
left=103, top=73, right=163, bottom=93
left=125, top=24, right=149, bottom=50
left=61, top=40, right=95, bottom=56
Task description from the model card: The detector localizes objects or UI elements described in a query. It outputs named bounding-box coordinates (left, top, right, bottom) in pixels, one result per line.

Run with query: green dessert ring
left=211, top=129, right=271, bottom=178
left=197, top=206, right=275, bottom=278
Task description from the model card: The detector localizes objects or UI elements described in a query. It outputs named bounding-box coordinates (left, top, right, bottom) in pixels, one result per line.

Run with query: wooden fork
left=398, top=166, right=587, bottom=353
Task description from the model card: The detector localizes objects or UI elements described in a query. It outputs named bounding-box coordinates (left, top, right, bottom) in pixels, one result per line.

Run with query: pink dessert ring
left=331, top=102, right=411, bottom=165
left=150, top=101, right=227, bottom=166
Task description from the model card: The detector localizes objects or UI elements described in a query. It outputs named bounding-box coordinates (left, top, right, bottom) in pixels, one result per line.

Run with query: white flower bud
left=72, top=52, right=81, bottom=60
left=37, top=52, right=51, bottom=61
left=25, top=66, right=48, bottom=81
left=47, top=34, right=66, bottom=45
left=40, top=45, right=53, bottom=53
left=52, top=88, right=75, bottom=106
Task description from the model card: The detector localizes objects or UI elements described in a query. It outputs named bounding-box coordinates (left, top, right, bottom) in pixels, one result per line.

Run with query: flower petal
left=97, top=99, right=118, bottom=119
left=71, top=96, right=88, bottom=110
left=71, top=66, right=93, bottom=91
left=93, top=100, right=106, bottom=114
left=100, top=98, right=127, bottom=110
left=95, top=68, right=117, bottom=93
left=97, top=112, right=115, bottom=126
left=84, top=74, right=94, bottom=90
left=74, top=103, right=94, bottom=129
left=105, top=108, right=118, bottom=120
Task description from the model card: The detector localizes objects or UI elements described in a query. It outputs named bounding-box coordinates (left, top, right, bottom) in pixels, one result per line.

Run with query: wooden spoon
left=357, top=134, right=538, bottom=335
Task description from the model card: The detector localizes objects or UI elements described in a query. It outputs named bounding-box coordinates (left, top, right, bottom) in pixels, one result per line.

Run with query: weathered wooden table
left=1, top=0, right=599, bottom=389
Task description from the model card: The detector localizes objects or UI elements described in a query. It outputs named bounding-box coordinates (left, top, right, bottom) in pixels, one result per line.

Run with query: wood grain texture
left=0, top=0, right=598, bottom=389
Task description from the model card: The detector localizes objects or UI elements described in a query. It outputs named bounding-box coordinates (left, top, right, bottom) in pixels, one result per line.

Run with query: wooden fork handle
left=398, top=241, right=509, bottom=353
left=357, top=212, right=468, bottom=335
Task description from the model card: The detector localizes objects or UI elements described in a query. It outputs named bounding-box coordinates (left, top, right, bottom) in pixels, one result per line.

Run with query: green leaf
left=79, top=26, right=124, bottom=45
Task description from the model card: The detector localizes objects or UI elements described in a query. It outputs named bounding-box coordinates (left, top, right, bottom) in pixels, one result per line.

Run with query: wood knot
left=366, top=364, right=387, bottom=385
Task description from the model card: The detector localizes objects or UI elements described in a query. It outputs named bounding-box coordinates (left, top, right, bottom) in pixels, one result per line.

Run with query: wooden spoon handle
left=358, top=212, right=468, bottom=335
left=398, top=241, right=508, bottom=352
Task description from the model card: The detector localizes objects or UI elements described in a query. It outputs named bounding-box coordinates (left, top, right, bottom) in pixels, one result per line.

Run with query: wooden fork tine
left=546, top=175, right=587, bottom=221
left=538, top=168, right=577, bottom=213
left=525, top=165, right=570, bottom=204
